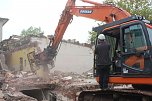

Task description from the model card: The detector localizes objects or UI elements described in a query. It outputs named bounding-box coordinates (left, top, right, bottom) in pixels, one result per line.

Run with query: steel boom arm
left=34, top=0, right=131, bottom=65
left=52, top=0, right=131, bottom=50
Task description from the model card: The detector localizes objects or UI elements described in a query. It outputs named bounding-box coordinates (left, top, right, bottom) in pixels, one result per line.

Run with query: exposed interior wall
left=6, top=47, right=36, bottom=71
left=4, top=37, right=49, bottom=72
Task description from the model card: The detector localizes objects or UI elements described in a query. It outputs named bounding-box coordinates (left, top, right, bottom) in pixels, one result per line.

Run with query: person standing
left=95, top=34, right=112, bottom=89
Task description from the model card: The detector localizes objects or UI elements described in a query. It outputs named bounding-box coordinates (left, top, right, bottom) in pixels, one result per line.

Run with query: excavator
left=28, top=0, right=152, bottom=100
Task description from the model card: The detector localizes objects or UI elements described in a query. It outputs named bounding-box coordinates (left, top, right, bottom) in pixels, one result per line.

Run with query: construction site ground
left=0, top=40, right=99, bottom=101
left=0, top=70, right=99, bottom=101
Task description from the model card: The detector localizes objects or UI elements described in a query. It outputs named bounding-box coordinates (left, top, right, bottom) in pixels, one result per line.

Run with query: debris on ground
left=0, top=70, right=99, bottom=101
left=49, top=71, right=99, bottom=101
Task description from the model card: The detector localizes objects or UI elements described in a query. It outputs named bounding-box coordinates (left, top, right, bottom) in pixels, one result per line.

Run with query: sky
left=0, top=0, right=103, bottom=43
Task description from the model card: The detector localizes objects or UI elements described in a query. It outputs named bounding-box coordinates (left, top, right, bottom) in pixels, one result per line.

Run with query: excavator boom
left=52, top=0, right=76, bottom=49
left=53, top=0, right=130, bottom=49
left=70, top=5, right=130, bottom=23
left=34, top=0, right=131, bottom=65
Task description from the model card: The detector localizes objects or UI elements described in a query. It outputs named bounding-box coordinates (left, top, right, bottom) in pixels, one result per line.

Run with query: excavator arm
left=70, top=2, right=130, bottom=23
left=52, top=0, right=76, bottom=49
left=53, top=0, right=130, bottom=49
left=31, top=0, right=131, bottom=66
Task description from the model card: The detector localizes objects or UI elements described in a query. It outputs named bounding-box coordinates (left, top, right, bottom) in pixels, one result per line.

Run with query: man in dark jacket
left=95, top=34, right=111, bottom=89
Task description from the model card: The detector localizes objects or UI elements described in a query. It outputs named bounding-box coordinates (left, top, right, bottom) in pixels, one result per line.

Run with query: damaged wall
left=2, top=36, right=49, bottom=72
left=0, top=34, right=93, bottom=77
left=6, top=46, right=36, bottom=71
left=52, top=42, right=93, bottom=74
left=0, top=18, right=9, bottom=42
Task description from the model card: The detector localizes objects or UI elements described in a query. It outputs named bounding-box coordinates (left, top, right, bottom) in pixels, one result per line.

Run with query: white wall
left=0, top=18, right=8, bottom=42
left=51, top=42, right=94, bottom=74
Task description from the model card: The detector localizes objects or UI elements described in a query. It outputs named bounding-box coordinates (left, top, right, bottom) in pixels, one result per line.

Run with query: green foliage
left=88, top=31, right=97, bottom=45
left=21, top=26, right=44, bottom=37
left=104, top=0, right=152, bottom=20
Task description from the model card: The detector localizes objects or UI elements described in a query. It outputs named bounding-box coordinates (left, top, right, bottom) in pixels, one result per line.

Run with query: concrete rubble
left=0, top=70, right=99, bottom=101
left=49, top=71, right=99, bottom=101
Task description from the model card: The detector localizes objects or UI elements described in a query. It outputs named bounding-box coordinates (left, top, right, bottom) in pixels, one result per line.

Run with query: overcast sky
left=0, top=0, right=103, bottom=43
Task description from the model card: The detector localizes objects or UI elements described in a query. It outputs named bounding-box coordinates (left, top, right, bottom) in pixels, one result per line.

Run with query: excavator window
left=119, top=23, right=152, bottom=76
left=123, top=24, right=147, bottom=53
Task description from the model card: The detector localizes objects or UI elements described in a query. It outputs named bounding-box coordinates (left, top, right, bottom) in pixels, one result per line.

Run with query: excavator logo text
left=79, top=10, right=93, bottom=14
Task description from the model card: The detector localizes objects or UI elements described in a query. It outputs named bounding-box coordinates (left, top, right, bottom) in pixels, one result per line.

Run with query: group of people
left=95, top=34, right=112, bottom=89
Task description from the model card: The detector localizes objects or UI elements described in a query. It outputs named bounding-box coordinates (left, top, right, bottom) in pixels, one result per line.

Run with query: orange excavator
left=32, top=0, right=130, bottom=65
left=28, top=0, right=152, bottom=100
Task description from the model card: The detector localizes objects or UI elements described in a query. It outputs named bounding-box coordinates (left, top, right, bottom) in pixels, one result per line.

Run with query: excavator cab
left=93, top=15, right=152, bottom=85
left=119, top=22, right=152, bottom=76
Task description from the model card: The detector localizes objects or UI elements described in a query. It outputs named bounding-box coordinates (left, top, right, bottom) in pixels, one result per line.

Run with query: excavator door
left=119, top=21, right=152, bottom=77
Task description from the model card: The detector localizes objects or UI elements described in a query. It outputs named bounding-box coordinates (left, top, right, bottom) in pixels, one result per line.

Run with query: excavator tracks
left=78, top=89, right=152, bottom=101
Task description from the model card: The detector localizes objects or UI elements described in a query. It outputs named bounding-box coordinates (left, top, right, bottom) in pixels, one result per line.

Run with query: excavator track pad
left=78, top=89, right=152, bottom=101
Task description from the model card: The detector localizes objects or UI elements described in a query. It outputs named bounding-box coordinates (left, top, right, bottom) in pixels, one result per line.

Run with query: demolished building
left=0, top=35, right=49, bottom=71
left=0, top=32, right=98, bottom=101
left=0, top=34, right=93, bottom=73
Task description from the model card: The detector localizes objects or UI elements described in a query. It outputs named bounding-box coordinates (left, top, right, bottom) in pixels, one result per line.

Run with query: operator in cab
left=95, top=34, right=112, bottom=89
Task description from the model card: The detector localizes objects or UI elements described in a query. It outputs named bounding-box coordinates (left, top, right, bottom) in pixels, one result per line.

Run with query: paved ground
left=51, top=42, right=94, bottom=74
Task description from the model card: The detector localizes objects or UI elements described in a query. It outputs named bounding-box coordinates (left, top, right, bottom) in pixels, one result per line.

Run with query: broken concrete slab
left=0, top=70, right=99, bottom=101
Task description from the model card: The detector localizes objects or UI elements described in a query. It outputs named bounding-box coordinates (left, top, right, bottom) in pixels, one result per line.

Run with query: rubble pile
left=0, top=71, right=36, bottom=101
left=49, top=71, right=99, bottom=101
left=3, top=92, right=37, bottom=101
left=3, top=71, right=52, bottom=91
left=0, top=70, right=99, bottom=101
left=1, top=71, right=51, bottom=101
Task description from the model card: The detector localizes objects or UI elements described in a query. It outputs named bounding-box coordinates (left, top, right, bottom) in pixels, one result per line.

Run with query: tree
left=88, top=31, right=97, bottom=45
left=21, top=26, right=44, bottom=37
left=88, top=0, right=152, bottom=45
left=104, top=0, right=152, bottom=20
